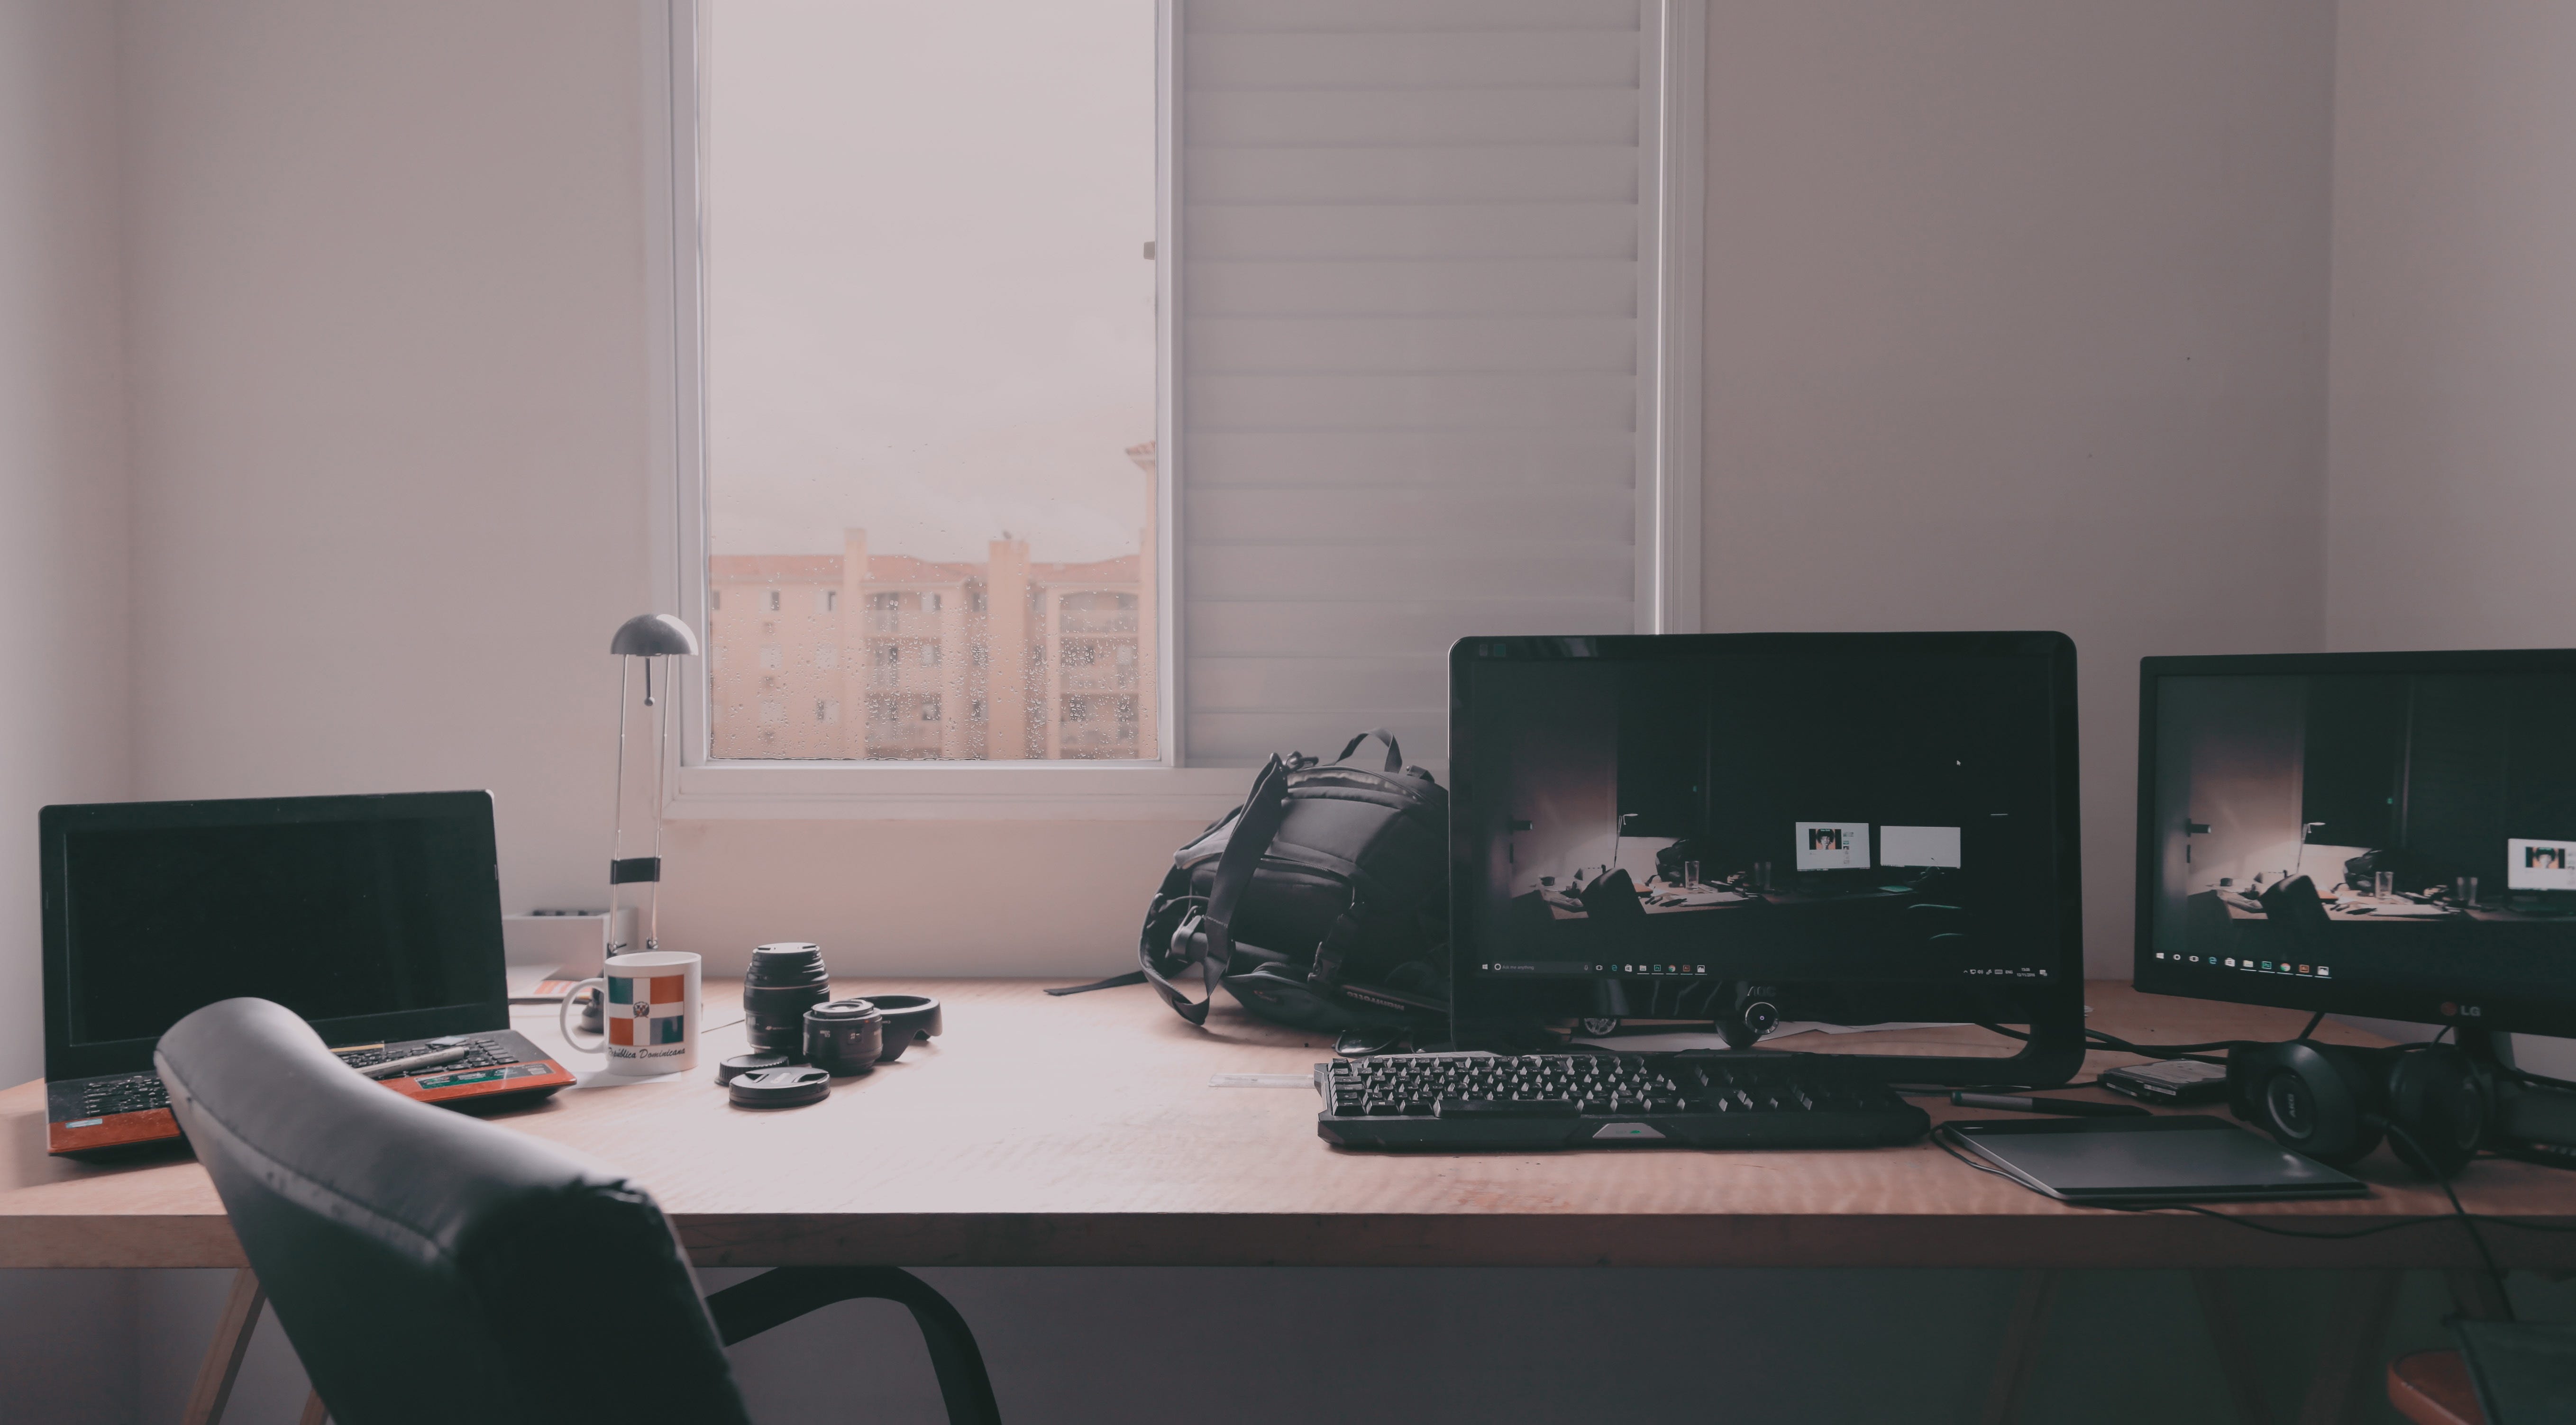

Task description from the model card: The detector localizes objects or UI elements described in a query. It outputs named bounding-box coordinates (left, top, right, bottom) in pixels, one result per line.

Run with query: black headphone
left=2227, top=1040, right=2491, bottom=1176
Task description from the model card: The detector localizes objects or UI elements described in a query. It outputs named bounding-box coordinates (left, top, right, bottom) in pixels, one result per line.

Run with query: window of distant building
left=695, top=0, right=1157, bottom=765
left=817, top=699, right=839, bottom=724
left=759, top=644, right=782, bottom=671
left=814, top=644, right=837, bottom=672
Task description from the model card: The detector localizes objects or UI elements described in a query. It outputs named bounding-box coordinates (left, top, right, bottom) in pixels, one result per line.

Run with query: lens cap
left=716, top=1052, right=790, bottom=1086
left=728, top=1065, right=833, bottom=1108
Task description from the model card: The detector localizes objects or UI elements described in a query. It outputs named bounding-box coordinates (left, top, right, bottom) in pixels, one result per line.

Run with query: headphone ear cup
left=2231, top=1041, right=2382, bottom=1165
left=2384, top=1044, right=2489, bottom=1178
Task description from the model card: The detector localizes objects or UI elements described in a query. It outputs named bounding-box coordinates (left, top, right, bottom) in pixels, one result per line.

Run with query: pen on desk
left=358, top=1045, right=471, bottom=1080
left=1949, top=1091, right=2151, bottom=1118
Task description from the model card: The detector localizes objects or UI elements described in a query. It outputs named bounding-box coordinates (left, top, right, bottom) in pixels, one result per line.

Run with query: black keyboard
left=1315, top=1052, right=1929, bottom=1151
left=69, top=1036, right=518, bottom=1118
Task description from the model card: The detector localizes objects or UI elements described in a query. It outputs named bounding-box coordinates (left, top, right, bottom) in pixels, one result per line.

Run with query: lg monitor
left=2135, top=649, right=2576, bottom=1038
left=1448, top=631, right=2085, bottom=1084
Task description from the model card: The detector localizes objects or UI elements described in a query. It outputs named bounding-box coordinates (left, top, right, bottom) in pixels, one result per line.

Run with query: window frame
left=641, top=0, right=1702, bottom=821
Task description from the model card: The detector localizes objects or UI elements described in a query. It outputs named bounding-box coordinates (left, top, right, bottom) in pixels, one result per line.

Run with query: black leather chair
left=157, top=997, right=1000, bottom=1425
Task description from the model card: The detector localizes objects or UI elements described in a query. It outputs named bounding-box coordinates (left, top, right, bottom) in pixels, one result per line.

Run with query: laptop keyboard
left=72, top=1036, right=519, bottom=1117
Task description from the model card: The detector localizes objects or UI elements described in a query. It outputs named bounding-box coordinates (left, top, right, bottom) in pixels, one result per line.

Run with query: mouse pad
left=1942, top=1115, right=2370, bottom=1203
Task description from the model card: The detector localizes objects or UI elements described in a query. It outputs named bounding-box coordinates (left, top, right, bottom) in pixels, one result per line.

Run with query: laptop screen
left=42, top=791, right=509, bottom=1080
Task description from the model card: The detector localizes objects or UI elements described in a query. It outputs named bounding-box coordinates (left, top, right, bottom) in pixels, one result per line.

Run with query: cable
left=2295, top=1011, right=2324, bottom=1041
left=2386, top=1121, right=2515, bottom=1321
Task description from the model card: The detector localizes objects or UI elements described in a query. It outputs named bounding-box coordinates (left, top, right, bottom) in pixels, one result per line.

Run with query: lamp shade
left=609, top=613, right=700, bottom=657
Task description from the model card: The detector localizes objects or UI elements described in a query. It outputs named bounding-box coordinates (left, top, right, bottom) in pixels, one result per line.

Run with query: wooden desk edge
left=13, top=1210, right=2576, bottom=1273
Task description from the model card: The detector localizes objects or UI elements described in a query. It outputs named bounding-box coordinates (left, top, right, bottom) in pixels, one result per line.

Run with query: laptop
left=40, top=790, right=575, bottom=1157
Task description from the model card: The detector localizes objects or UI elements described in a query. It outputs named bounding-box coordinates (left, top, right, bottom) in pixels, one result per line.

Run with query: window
left=814, top=644, right=838, bottom=672
left=695, top=0, right=1157, bottom=762
left=923, top=696, right=943, bottom=723
left=663, top=2, right=1699, bottom=808
left=817, top=699, right=840, bottom=724
left=759, top=644, right=782, bottom=671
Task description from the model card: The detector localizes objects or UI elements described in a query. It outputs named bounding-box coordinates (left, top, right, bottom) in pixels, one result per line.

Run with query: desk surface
left=5, top=980, right=2572, bottom=1271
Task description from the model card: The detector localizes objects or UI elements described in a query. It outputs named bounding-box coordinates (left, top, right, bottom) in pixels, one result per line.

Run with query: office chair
left=156, top=997, right=1001, bottom=1425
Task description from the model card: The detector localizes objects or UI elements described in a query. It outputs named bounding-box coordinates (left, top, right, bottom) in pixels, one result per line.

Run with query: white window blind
left=1178, top=0, right=1695, bottom=772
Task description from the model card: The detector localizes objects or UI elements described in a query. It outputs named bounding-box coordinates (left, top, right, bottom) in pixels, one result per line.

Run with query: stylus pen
left=1949, top=1091, right=2151, bottom=1118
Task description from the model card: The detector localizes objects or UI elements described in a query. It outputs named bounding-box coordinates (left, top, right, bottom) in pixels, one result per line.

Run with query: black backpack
left=1057, top=730, right=1449, bottom=1034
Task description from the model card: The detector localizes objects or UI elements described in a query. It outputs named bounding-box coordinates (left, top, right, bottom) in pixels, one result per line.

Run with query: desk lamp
left=607, top=614, right=699, bottom=973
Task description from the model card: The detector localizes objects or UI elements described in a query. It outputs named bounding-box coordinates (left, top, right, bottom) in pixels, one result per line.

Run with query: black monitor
left=39, top=790, right=510, bottom=1081
left=2135, top=650, right=2576, bottom=1037
left=1449, top=632, right=2085, bottom=1084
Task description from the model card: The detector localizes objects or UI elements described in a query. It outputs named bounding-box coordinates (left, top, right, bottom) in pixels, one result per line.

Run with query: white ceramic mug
left=559, top=951, right=701, bottom=1076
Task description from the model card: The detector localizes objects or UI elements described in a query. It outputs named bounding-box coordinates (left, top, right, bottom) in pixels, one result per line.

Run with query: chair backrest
left=157, top=998, right=753, bottom=1425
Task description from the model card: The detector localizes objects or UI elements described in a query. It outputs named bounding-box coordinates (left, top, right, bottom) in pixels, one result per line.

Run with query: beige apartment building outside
left=708, top=442, right=1159, bottom=760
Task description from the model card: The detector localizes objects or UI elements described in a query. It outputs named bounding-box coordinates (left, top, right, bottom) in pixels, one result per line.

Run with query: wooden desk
left=4, top=980, right=2573, bottom=1273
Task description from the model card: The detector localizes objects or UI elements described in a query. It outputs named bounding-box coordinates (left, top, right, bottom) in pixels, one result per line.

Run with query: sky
left=703, top=0, right=1156, bottom=564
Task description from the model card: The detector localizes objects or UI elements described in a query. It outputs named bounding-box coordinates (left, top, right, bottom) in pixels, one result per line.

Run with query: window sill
left=667, top=760, right=1249, bottom=821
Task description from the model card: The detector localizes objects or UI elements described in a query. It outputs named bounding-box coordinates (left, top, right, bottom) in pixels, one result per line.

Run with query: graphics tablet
left=1941, top=1115, right=2369, bottom=1204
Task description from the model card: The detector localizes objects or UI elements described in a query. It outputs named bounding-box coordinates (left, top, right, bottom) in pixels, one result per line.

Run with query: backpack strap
left=1043, top=971, right=1147, bottom=997
left=1139, top=754, right=1294, bottom=1025
left=1332, top=727, right=1405, bottom=774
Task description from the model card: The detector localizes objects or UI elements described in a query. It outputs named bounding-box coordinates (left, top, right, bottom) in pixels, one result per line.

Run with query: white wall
left=0, top=3, right=135, bottom=1413
left=2326, top=2, right=2576, bottom=653
left=1700, top=0, right=2341, bottom=977
left=0, top=0, right=133, bottom=1085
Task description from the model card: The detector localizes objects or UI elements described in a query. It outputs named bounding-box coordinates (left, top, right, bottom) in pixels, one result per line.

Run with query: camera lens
left=804, top=998, right=885, bottom=1076
left=744, top=943, right=831, bottom=1059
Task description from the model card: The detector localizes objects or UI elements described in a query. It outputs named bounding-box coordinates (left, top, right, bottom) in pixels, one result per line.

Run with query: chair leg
left=706, top=1266, right=1001, bottom=1425
left=181, top=1269, right=268, bottom=1425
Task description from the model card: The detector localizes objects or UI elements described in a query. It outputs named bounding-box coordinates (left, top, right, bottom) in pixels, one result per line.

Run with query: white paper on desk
left=1208, top=1072, right=1313, bottom=1088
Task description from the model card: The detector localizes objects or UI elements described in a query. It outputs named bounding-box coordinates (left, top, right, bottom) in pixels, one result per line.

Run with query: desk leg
left=1977, top=1270, right=2060, bottom=1425
left=2445, top=1268, right=2512, bottom=1322
left=180, top=1269, right=267, bottom=1425
left=2191, top=1270, right=2269, bottom=1425
left=2292, top=1269, right=2401, bottom=1425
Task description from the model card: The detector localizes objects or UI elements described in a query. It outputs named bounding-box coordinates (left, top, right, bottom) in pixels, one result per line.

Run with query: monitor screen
left=2135, top=651, right=2576, bottom=1036
left=1449, top=632, right=2083, bottom=1046
left=41, top=791, right=508, bottom=1079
